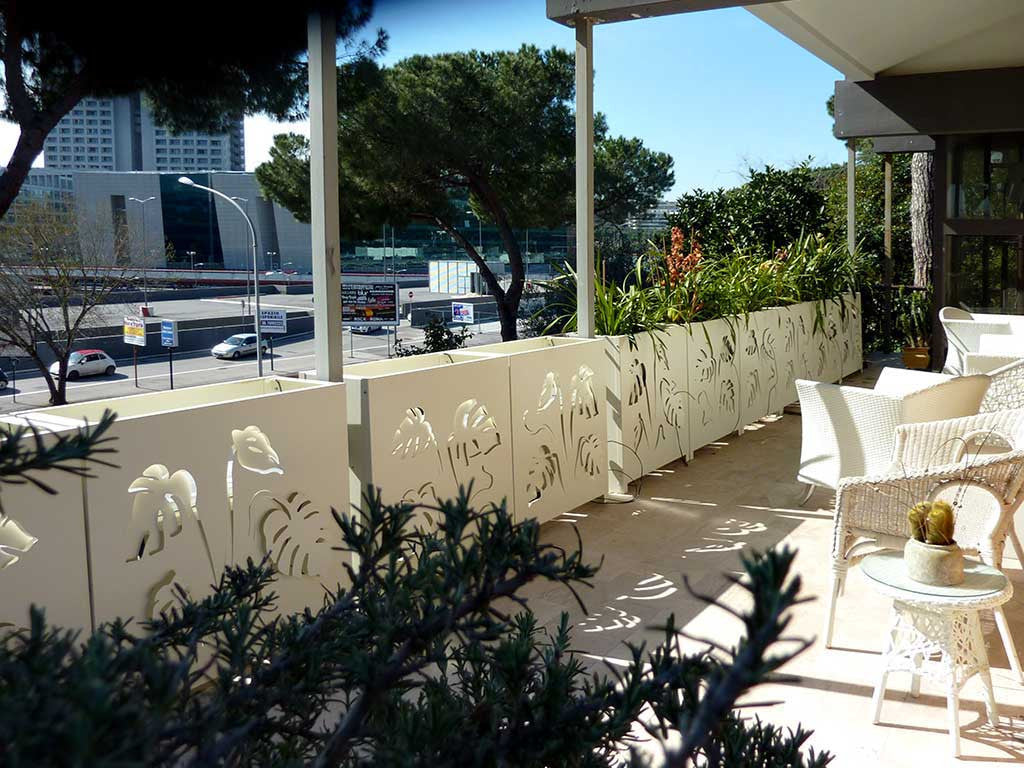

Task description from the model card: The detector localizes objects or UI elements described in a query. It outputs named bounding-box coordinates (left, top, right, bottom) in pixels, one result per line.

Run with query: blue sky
left=343, top=0, right=848, bottom=196
left=2, top=0, right=848, bottom=198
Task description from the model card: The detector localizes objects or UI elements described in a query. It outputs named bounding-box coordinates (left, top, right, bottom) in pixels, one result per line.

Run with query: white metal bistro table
left=861, top=551, right=1013, bottom=758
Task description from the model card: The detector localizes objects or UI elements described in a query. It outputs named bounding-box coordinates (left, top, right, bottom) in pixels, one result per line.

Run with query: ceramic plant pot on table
left=904, top=538, right=965, bottom=586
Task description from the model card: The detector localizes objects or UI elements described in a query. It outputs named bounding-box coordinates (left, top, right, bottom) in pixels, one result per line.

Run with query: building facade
left=43, top=94, right=244, bottom=173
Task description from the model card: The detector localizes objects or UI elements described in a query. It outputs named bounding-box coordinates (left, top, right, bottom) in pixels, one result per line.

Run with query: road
left=0, top=318, right=504, bottom=414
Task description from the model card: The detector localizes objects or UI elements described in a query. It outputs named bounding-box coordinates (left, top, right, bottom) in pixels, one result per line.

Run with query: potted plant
left=904, top=500, right=964, bottom=586
left=896, top=287, right=931, bottom=369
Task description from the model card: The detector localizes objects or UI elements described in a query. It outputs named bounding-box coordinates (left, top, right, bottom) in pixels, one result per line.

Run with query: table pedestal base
left=872, top=600, right=998, bottom=757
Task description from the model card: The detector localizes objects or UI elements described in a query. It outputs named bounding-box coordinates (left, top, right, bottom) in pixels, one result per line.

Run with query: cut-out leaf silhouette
left=449, top=399, right=501, bottom=466
left=127, top=465, right=197, bottom=558
left=626, top=358, right=647, bottom=406
left=0, top=515, right=37, bottom=569
left=570, top=365, right=599, bottom=419
left=537, top=372, right=562, bottom=412
left=261, top=492, right=333, bottom=578
left=231, top=426, right=283, bottom=475
left=526, top=445, right=562, bottom=506
left=149, top=571, right=189, bottom=619
left=575, top=434, right=601, bottom=477
left=392, top=407, right=438, bottom=459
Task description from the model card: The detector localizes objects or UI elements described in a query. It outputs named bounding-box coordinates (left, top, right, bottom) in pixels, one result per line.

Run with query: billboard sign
left=160, top=319, right=179, bottom=348
left=452, top=302, right=475, bottom=324
left=259, top=308, right=288, bottom=334
left=342, top=283, right=399, bottom=327
left=123, top=316, right=146, bottom=347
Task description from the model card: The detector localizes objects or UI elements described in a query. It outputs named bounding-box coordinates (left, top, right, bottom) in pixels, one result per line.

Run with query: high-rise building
left=42, top=94, right=244, bottom=173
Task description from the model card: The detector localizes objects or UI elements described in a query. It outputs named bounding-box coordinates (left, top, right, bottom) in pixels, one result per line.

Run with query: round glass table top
left=861, top=551, right=1008, bottom=601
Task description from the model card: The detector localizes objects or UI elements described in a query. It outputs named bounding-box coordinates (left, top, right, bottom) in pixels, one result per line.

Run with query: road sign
left=160, top=319, right=179, bottom=348
left=342, top=283, right=400, bottom=327
left=123, top=316, right=146, bottom=347
left=259, top=308, right=288, bottom=334
left=452, top=302, right=474, bottom=324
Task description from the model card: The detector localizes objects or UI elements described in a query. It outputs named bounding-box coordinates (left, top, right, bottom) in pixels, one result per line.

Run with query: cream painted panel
left=793, top=301, right=826, bottom=382
left=602, top=327, right=689, bottom=494
left=738, top=308, right=796, bottom=426
left=4, top=378, right=349, bottom=629
left=346, top=355, right=514, bottom=527
left=460, top=338, right=607, bottom=525
left=687, top=317, right=741, bottom=448
left=840, top=293, right=863, bottom=378
left=0, top=445, right=91, bottom=631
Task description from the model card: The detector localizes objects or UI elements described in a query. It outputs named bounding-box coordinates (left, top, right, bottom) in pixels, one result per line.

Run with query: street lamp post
left=231, top=196, right=252, bottom=317
left=179, top=176, right=263, bottom=377
left=128, top=196, right=155, bottom=307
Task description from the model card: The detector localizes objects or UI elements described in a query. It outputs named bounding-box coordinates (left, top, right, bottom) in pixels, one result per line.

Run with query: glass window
left=950, top=235, right=1024, bottom=312
left=952, top=135, right=1024, bottom=219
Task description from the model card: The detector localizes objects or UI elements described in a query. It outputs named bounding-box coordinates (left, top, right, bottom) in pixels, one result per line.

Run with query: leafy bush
left=668, top=163, right=828, bottom=259
left=0, top=490, right=830, bottom=766
left=394, top=314, right=472, bottom=356
left=894, top=285, right=932, bottom=348
left=0, top=373, right=833, bottom=766
left=534, top=229, right=867, bottom=336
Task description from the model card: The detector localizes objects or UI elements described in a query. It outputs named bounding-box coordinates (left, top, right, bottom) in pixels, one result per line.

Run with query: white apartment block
left=43, top=94, right=244, bottom=173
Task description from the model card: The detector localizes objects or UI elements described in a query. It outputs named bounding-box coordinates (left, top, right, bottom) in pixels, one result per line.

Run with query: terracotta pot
left=904, top=538, right=965, bottom=586
left=901, top=346, right=930, bottom=370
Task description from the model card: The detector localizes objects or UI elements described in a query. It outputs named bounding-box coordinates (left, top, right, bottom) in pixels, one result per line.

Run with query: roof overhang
left=549, top=1, right=1024, bottom=81
left=546, top=0, right=775, bottom=26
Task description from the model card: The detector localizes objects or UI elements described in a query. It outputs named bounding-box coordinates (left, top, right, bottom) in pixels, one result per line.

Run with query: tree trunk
left=0, top=128, right=48, bottom=220
left=910, top=152, right=934, bottom=288
left=495, top=295, right=519, bottom=342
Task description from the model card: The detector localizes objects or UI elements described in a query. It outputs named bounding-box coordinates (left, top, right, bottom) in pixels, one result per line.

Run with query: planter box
left=687, top=317, right=741, bottom=448
left=602, top=326, right=689, bottom=494
left=0, top=377, right=348, bottom=631
left=345, top=353, right=514, bottom=527
left=461, top=337, right=607, bottom=525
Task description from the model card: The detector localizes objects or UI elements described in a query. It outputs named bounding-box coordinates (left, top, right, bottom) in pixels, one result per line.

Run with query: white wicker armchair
left=939, top=306, right=1012, bottom=375
left=826, top=413, right=1024, bottom=681
left=795, top=369, right=991, bottom=494
left=964, top=356, right=1024, bottom=412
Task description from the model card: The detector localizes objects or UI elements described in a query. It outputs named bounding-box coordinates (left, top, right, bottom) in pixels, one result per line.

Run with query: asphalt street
left=0, top=291, right=503, bottom=413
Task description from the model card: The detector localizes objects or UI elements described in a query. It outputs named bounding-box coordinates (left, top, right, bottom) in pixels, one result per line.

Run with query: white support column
left=575, top=17, right=595, bottom=338
left=308, top=11, right=344, bottom=381
left=846, top=139, right=857, bottom=256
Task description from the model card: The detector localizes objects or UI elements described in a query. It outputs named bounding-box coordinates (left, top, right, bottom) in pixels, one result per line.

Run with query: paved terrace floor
left=520, top=362, right=1024, bottom=766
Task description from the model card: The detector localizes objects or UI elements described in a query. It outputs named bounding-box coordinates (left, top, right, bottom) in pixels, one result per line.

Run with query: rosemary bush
left=0, top=419, right=832, bottom=766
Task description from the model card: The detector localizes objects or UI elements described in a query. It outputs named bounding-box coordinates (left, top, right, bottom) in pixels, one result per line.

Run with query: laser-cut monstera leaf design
left=626, top=358, right=647, bottom=407
left=575, top=434, right=601, bottom=477
left=127, top=464, right=198, bottom=559
left=449, top=399, right=501, bottom=467
left=660, top=379, right=687, bottom=429
left=570, top=365, right=599, bottom=419
left=0, top=515, right=37, bottom=570
left=260, top=492, right=333, bottom=578
left=231, top=426, right=283, bottom=475
left=149, top=571, right=190, bottom=619
left=392, top=407, right=438, bottom=460
left=537, top=372, right=562, bottom=412
left=526, top=445, right=562, bottom=506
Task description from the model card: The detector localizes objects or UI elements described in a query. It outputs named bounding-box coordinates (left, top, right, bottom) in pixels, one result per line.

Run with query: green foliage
left=822, top=146, right=913, bottom=283
left=0, top=2, right=383, bottom=218
left=257, top=45, right=674, bottom=340
left=0, top=409, right=117, bottom=495
left=394, top=315, right=472, bottom=357
left=668, top=163, right=827, bottom=258
left=537, top=230, right=866, bottom=336
left=894, top=286, right=932, bottom=348
left=0, top=482, right=830, bottom=766
left=541, top=258, right=666, bottom=337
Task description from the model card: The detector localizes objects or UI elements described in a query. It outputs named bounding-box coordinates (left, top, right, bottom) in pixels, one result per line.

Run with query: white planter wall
left=602, top=326, right=689, bottom=494
left=608, top=293, right=861, bottom=488
left=345, top=354, right=514, bottom=527
left=462, top=337, right=607, bottom=524
left=0, top=377, right=349, bottom=632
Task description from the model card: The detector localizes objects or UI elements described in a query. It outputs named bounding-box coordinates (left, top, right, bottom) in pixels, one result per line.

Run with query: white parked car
left=211, top=333, right=267, bottom=360
left=51, top=349, right=117, bottom=380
